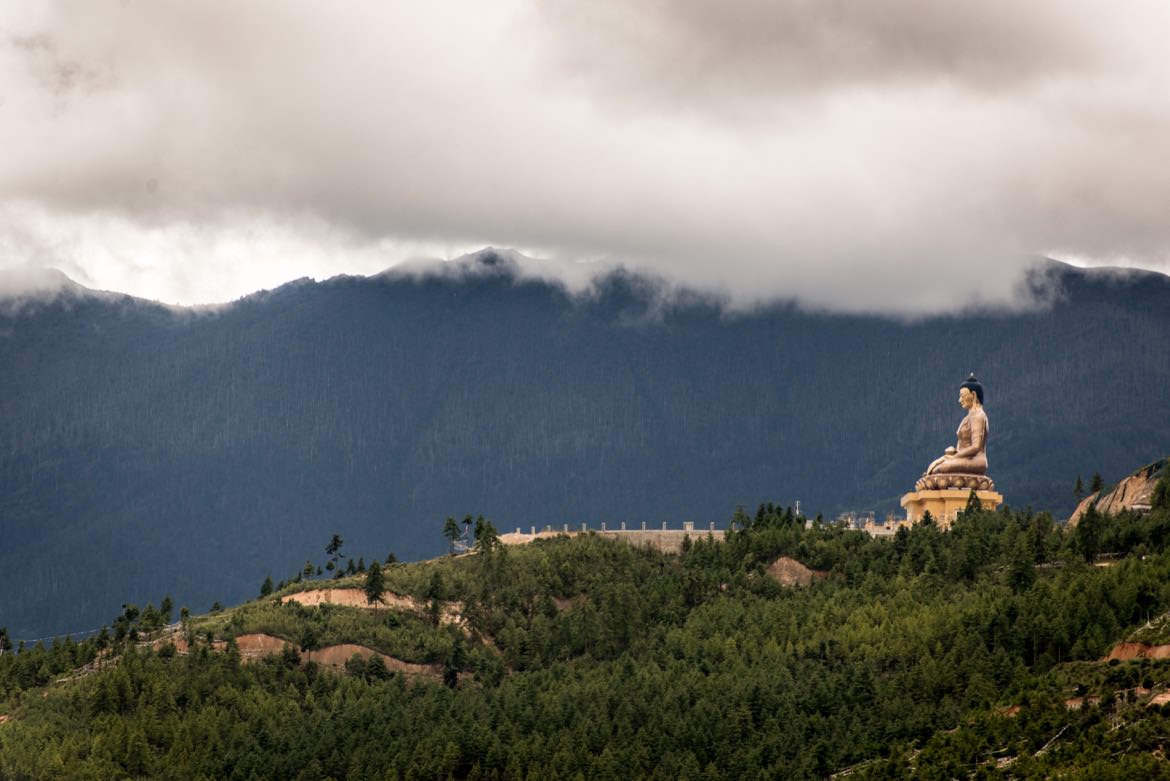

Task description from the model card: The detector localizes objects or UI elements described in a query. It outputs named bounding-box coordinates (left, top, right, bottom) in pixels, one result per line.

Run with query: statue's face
left=959, top=387, right=975, bottom=409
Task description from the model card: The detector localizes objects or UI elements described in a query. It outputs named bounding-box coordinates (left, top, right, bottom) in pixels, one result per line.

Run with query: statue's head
left=960, top=373, right=984, bottom=405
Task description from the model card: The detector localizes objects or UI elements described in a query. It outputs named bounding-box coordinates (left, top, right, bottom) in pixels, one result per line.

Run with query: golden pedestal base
left=900, top=489, right=1003, bottom=530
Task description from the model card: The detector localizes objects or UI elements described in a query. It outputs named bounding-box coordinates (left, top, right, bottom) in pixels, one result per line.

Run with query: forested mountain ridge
left=4, top=497, right=1170, bottom=779
left=3, top=253, right=1170, bottom=639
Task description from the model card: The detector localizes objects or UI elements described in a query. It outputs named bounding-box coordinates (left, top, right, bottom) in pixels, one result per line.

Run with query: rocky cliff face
left=1068, top=458, right=1167, bottom=525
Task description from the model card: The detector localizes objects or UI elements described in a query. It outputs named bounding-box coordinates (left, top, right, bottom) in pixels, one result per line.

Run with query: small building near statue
left=901, top=373, right=1003, bottom=529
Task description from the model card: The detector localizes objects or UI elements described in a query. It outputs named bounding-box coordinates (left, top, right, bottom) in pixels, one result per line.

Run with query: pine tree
left=363, top=560, right=385, bottom=609
left=325, top=533, right=344, bottom=571
left=475, top=519, right=500, bottom=553
left=1076, top=506, right=1104, bottom=563
left=443, top=516, right=462, bottom=553
left=1152, top=471, right=1170, bottom=511
left=444, top=634, right=465, bottom=688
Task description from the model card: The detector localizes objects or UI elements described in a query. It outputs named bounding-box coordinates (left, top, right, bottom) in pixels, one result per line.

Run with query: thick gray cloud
left=538, top=0, right=1104, bottom=104
left=1, top=1, right=1168, bottom=311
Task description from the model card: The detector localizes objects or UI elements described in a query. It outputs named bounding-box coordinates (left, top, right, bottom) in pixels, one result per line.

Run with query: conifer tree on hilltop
left=364, top=561, right=385, bottom=611
left=1154, top=471, right=1170, bottom=511
left=442, top=516, right=461, bottom=554
left=325, top=534, right=344, bottom=570
left=474, top=517, right=500, bottom=553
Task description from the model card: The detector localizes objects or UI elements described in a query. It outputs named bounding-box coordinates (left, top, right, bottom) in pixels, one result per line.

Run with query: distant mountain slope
left=3, top=253, right=1170, bottom=638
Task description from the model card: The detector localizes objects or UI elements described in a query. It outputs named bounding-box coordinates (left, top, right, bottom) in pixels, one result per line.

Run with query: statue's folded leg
left=932, top=457, right=986, bottom=475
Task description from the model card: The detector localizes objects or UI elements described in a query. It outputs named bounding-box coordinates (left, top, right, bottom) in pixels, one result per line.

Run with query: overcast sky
left=2, top=1, right=1169, bottom=313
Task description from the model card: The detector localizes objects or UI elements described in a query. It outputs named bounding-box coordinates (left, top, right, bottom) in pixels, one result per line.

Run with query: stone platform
left=900, top=488, right=1003, bottom=529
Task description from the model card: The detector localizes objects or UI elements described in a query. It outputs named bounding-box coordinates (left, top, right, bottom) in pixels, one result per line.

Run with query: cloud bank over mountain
left=2, top=1, right=1169, bottom=312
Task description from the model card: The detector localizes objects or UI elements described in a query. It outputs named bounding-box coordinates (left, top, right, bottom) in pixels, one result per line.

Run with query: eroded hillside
left=5, top=497, right=1170, bottom=778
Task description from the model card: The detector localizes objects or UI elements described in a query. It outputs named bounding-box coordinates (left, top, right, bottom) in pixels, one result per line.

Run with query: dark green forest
left=4, top=256, right=1170, bottom=640
left=4, top=481, right=1170, bottom=779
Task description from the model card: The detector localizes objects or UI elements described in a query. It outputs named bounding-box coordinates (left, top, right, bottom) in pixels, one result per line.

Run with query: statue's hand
left=944, top=447, right=956, bottom=456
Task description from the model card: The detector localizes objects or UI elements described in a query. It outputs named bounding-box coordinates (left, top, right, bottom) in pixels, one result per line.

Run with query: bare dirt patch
left=500, top=530, right=581, bottom=546
left=207, top=633, right=441, bottom=679
left=1104, top=642, right=1170, bottom=661
left=213, top=633, right=291, bottom=661
left=307, top=643, right=375, bottom=668
left=152, top=633, right=189, bottom=654
left=282, top=588, right=466, bottom=629
left=765, top=557, right=826, bottom=587
left=1149, top=692, right=1170, bottom=707
left=283, top=588, right=402, bottom=610
left=1064, top=696, right=1100, bottom=710
left=306, top=644, right=440, bottom=678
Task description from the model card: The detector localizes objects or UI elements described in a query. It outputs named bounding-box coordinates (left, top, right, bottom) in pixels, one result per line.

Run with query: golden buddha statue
left=916, top=374, right=995, bottom=492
